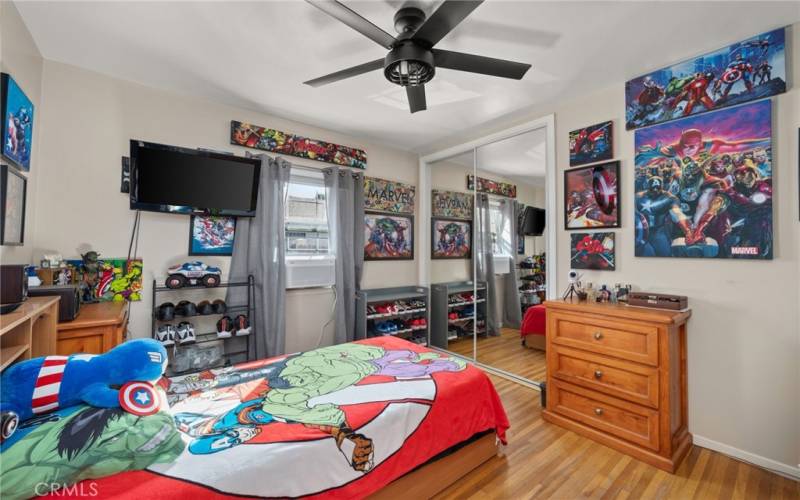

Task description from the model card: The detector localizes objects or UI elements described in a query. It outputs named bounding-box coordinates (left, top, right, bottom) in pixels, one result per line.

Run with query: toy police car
left=165, top=261, right=222, bottom=289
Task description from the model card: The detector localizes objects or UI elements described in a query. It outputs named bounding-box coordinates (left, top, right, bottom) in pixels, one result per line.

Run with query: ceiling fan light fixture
left=384, top=42, right=435, bottom=87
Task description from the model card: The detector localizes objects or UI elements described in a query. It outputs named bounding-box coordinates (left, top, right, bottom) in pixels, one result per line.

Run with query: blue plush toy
left=0, top=338, right=167, bottom=440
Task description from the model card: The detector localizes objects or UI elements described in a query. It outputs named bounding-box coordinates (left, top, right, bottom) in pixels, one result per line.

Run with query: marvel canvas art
left=634, top=99, right=772, bottom=259
left=431, top=190, right=473, bottom=220
left=364, top=212, right=413, bottom=260
left=571, top=232, right=615, bottom=271
left=189, top=215, right=236, bottom=256
left=569, top=121, right=613, bottom=167
left=364, top=177, right=415, bottom=214
left=431, top=218, right=471, bottom=259
left=564, top=161, right=620, bottom=230
left=231, top=121, right=367, bottom=169
left=1, top=73, right=34, bottom=171
left=625, top=27, right=786, bottom=130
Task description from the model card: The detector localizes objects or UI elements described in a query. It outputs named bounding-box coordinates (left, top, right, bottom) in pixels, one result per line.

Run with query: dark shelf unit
left=430, top=280, right=487, bottom=350
left=151, top=275, right=255, bottom=376
left=356, top=286, right=429, bottom=347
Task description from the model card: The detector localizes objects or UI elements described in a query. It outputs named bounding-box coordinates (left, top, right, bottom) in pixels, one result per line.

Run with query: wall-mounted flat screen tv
left=130, top=140, right=260, bottom=216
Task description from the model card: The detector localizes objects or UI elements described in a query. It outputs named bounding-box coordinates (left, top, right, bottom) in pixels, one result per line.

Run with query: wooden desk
left=57, top=301, right=129, bottom=355
left=0, top=297, right=59, bottom=370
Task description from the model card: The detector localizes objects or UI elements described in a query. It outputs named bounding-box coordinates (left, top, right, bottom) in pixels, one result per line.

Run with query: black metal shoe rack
left=151, top=275, right=255, bottom=375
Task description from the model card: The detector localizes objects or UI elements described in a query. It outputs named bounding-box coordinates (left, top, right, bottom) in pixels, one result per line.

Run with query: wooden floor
left=446, top=327, right=547, bottom=382
left=434, top=375, right=799, bottom=500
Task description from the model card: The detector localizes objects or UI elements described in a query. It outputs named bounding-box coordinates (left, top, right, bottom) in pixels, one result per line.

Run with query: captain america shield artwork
left=564, top=161, right=620, bottom=229
left=119, top=381, right=161, bottom=416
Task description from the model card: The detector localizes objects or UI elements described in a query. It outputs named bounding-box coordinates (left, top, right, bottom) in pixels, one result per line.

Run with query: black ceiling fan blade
left=304, top=58, right=385, bottom=87
left=407, top=85, right=427, bottom=113
left=411, top=0, right=484, bottom=47
left=433, top=49, right=531, bottom=79
left=306, top=0, right=396, bottom=49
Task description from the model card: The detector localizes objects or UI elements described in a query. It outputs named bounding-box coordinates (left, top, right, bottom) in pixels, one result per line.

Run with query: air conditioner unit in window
left=286, top=256, right=335, bottom=289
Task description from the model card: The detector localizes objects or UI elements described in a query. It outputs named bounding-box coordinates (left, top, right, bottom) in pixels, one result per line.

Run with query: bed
left=1, top=336, right=509, bottom=499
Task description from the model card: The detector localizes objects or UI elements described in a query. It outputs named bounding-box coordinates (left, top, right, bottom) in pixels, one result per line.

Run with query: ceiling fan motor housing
left=384, top=42, right=435, bottom=87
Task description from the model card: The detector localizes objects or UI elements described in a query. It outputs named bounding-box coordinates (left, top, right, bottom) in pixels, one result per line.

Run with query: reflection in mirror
left=474, top=129, right=548, bottom=383
left=426, top=150, right=477, bottom=359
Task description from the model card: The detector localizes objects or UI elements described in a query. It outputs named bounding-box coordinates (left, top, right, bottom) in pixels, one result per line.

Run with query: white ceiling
left=15, top=1, right=799, bottom=152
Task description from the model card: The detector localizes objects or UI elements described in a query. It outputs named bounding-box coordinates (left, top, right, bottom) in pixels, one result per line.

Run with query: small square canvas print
left=432, top=218, right=471, bottom=259
left=569, top=121, right=613, bottom=167
left=564, top=161, right=619, bottom=230
left=189, top=215, right=236, bottom=256
left=571, top=232, right=615, bottom=270
left=1, top=74, right=34, bottom=171
left=625, top=27, right=786, bottom=130
left=364, top=212, right=413, bottom=260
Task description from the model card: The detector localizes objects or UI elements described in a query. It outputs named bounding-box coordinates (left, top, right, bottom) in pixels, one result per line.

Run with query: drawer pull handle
left=593, top=331, right=603, bottom=340
left=594, top=407, right=604, bottom=416
left=594, top=370, right=603, bottom=379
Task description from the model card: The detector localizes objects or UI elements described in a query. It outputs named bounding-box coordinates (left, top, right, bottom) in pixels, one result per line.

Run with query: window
left=489, top=199, right=512, bottom=275
left=285, top=173, right=330, bottom=257
left=284, top=171, right=335, bottom=289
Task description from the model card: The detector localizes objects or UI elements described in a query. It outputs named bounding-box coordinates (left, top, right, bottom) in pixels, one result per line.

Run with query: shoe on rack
left=216, top=316, right=234, bottom=338
left=212, top=299, right=227, bottom=314
left=233, top=314, right=251, bottom=336
left=176, top=321, right=196, bottom=345
left=156, top=324, right=176, bottom=346
left=448, top=312, right=458, bottom=320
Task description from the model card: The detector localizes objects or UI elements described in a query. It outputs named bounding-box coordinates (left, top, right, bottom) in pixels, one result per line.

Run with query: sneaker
left=375, top=322, right=394, bottom=335
left=176, top=321, right=196, bottom=344
left=448, top=312, right=459, bottom=320
left=156, top=324, right=176, bottom=346
left=367, top=305, right=378, bottom=315
left=216, top=316, right=234, bottom=338
left=233, top=314, right=251, bottom=336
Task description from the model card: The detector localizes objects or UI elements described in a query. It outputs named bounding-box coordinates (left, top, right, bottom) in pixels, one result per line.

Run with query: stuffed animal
left=0, top=338, right=167, bottom=440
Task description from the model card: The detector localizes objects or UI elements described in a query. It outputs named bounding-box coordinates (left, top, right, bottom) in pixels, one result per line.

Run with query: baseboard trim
left=692, top=434, right=800, bottom=480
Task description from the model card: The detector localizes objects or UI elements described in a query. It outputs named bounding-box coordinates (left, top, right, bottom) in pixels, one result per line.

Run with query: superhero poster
left=564, top=161, right=620, bottom=230
left=625, top=27, right=786, bottom=130
left=432, top=218, right=471, bottom=259
left=1, top=73, right=34, bottom=172
left=189, top=215, right=236, bottom=256
left=364, top=212, right=413, bottom=260
left=231, top=120, right=367, bottom=169
left=571, top=232, right=615, bottom=271
left=569, top=121, right=613, bottom=167
left=634, top=99, right=772, bottom=259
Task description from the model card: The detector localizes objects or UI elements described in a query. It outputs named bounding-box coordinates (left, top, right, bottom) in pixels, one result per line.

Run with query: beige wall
left=0, top=2, right=43, bottom=264
left=31, top=60, right=419, bottom=353
left=424, top=23, right=800, bottom=476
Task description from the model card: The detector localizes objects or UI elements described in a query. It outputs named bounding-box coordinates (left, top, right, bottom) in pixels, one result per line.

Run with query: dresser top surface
left=545, top=299, right=691, bottom=325
left=57, top=301, right=129, bottom=331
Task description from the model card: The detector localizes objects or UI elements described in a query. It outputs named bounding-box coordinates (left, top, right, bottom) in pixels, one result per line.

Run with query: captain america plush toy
left=0, top=338, right=168, bottom=441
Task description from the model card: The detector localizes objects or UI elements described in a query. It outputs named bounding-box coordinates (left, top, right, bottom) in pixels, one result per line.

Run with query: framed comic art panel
left=564, top=161, right=620, bottom=230
left=364, top=212, right=414, bottom=261
left=431, top=218, right=472, bottom=260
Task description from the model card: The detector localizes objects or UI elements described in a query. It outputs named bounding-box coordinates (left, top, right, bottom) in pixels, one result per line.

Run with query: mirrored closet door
left=474, top=129, right=548, bottom=384
left=426, top=151, right=477, bottom=359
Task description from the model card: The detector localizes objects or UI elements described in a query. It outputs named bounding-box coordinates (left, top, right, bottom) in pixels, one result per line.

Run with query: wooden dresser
left=542, top=299, right=691, bottom=472
left=1, top=297, right=59, bottom=369
left=56, top=301, right=129, bottom=355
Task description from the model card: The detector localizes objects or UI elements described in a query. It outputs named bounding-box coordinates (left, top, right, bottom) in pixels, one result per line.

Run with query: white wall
left=31, top=60, right=419, bottom=353
left=423, top=23, right=800, bottom=477
left=0, top=2, right=43, bottom=264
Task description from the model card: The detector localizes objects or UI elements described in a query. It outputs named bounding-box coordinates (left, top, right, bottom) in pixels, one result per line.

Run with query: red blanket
left=50, top=337, right=508, bottom=499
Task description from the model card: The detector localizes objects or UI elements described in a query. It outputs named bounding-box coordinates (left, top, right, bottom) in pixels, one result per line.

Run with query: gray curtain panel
left=475, top=194, right=499, bottom=336
left=500, top=199, right=522, bottom=329
left=324, top=167, right=364, bottom=344
left=227, top=155, right=291, bottom=359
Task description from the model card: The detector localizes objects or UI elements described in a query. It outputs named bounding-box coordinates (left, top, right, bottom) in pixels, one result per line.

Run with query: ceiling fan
left=303, top=0, right=532, bottom=113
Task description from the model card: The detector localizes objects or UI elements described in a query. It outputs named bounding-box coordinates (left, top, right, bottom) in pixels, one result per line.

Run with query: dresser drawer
left=550, top=313, right=659, bottom=366
left=549, top=380, right=659, bottom=451
left=551, top=346, right=659, bottom=408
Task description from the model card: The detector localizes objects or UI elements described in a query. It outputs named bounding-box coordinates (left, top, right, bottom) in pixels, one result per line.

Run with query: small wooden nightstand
left=542, top=299, right=691, bottom=473
left=56, top=301, right=129, bottom=355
